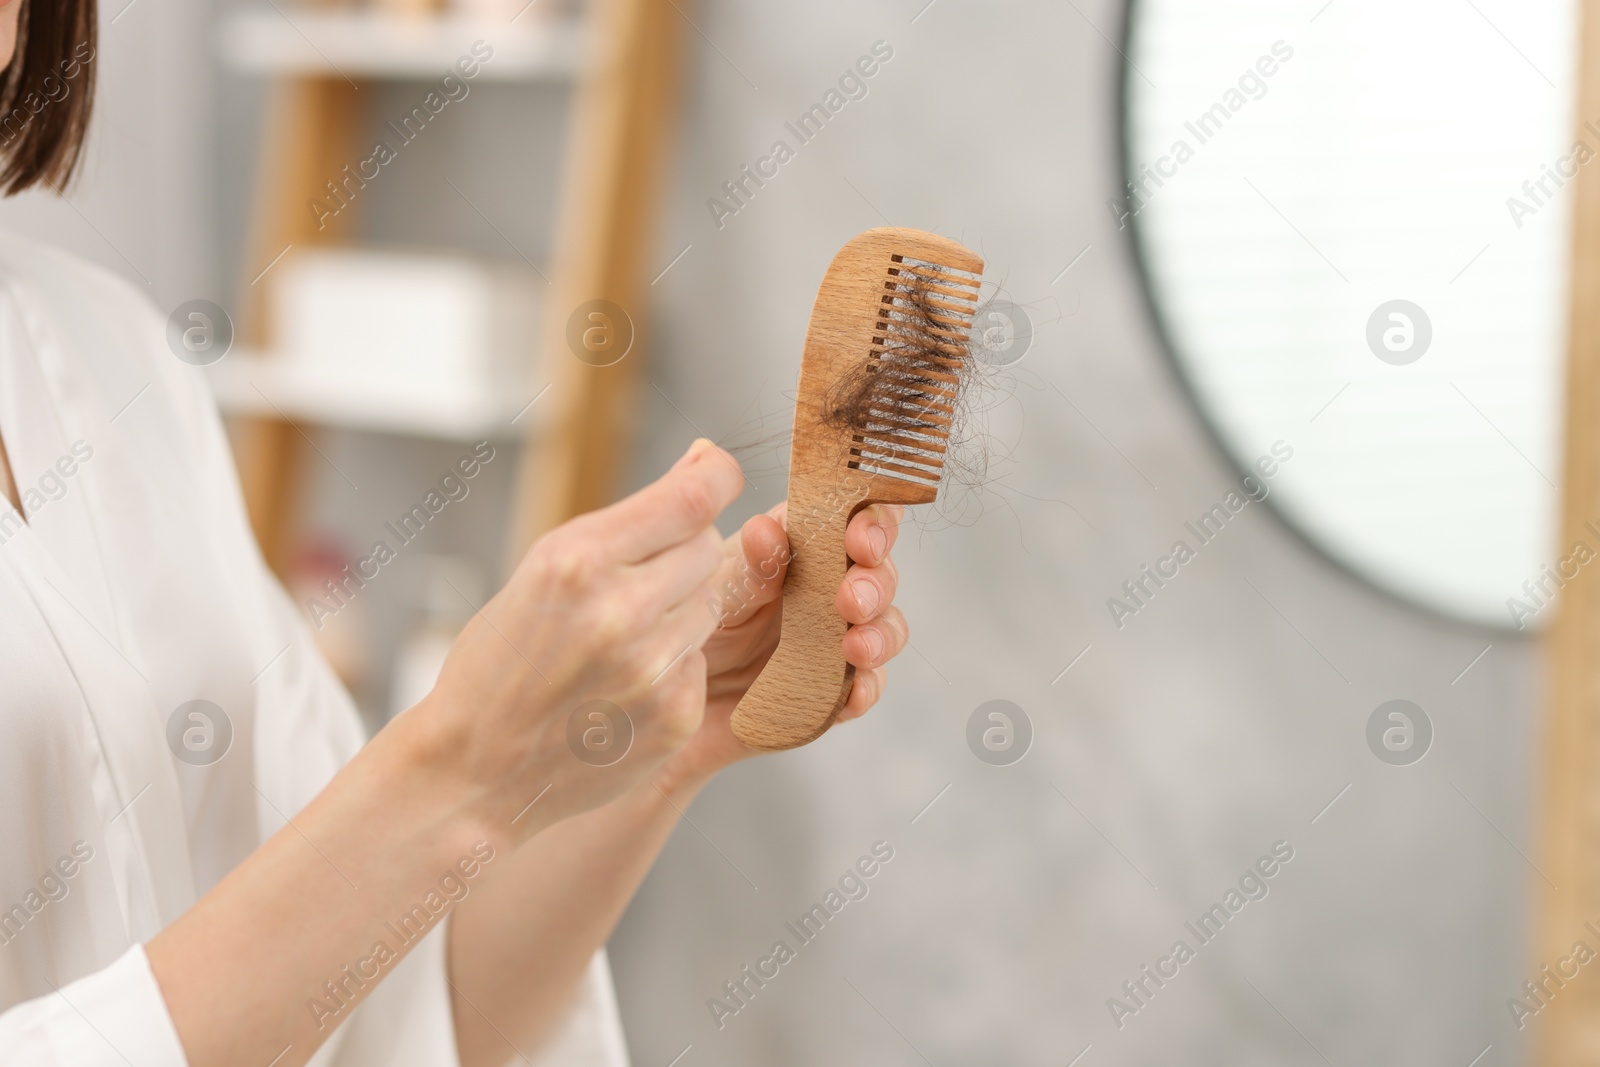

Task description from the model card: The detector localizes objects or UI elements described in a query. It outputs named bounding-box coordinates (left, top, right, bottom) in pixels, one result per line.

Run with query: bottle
left=289, top=536, right=372, bottom=696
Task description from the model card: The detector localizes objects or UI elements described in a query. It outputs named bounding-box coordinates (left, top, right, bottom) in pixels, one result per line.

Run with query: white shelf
left=217, top=9, right=586, bottom=82
left=205, top=349, right=540, bottom=441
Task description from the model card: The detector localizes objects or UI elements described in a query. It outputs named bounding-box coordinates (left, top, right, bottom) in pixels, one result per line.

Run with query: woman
left=0, top=2, right=910, bottom=1064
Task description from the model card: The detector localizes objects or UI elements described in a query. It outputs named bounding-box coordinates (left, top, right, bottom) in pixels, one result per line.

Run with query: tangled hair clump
left=718, top=261, right=1037, bottom=537
left=819, top=260, right=995, bottom=500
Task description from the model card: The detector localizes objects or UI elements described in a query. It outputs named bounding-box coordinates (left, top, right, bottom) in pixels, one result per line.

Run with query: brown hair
left=0, top=0, right=96, bottom=196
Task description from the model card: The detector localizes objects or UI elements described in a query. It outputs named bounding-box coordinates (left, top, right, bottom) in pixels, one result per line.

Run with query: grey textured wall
left=609, top=3, right=1539, bottom=1066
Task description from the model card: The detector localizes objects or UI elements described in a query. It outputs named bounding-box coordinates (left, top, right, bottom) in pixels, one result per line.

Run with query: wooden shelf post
left=504, top=0, right=686, bottom=563
left=1534, top=2, right=1600, bottom=1062
left=233, top=76, right=365, bottom=574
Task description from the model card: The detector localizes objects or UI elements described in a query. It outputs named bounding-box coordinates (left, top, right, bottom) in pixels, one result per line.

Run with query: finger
left=834, top=555, right=899, bottom=626
left=588, top=440, right=745, bottom=562
left=647, top=591, right=725, bottom=684
left=711, top=513, right=790, bottom=626
left=632, top=526, right=725, bottom=613
left=844, top=504, right=905, bottom=567
left=843, top=605, right=908, bottom=670
left=840, top=666, right=886, bottom=719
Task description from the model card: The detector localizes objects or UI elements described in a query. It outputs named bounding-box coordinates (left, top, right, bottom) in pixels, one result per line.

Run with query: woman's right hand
left=402, top=437, right=744, bottom=843
left=145, top=438, right=745, bottom=1067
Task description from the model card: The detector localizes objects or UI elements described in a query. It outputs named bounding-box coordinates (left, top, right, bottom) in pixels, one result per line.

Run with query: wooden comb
left=729, top=227, right=985, bottom=751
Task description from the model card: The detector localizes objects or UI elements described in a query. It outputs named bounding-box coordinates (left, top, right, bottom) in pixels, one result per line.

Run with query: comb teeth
left=847, top=254, right=982, bottom=487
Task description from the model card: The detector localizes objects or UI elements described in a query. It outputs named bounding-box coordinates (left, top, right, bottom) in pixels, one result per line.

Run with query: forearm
left=146, top=722, right=502, bottom=1067
left=447, top=768, right=709, bottom=1067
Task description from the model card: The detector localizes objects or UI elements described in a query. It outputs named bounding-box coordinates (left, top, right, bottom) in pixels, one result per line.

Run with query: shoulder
left=0, top=226, right=176, bottom=400
left=0, top=226, right=161, bottom=332
left=0, top=227, right=229, bottom=452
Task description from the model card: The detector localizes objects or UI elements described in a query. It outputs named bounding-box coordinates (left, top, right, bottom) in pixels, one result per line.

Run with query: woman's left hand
left=653, top=501, right=909, bottom=791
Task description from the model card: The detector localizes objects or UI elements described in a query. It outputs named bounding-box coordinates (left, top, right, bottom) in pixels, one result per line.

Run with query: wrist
left=367, top=698, right=512, bottom=865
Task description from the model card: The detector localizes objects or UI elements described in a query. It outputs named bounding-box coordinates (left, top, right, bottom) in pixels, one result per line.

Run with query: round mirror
left=1121, top=0, right=1574, bottom=631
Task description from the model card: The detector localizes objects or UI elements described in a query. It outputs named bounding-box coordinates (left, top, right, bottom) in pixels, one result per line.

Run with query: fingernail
left=862, top=627, right=885, bottom=663
left=673, top=438, right=715, bottom=470
left=867, top=524, right=888, bottom=562
left=851, top=578, right=879, bottom=616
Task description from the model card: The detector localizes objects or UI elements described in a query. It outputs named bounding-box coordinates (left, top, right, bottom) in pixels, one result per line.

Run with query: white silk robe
left=0, top=230, right=630, bottom=1067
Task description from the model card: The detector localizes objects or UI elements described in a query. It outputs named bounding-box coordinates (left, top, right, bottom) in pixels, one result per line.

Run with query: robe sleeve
left=0, top=944, right=188, bottom=1066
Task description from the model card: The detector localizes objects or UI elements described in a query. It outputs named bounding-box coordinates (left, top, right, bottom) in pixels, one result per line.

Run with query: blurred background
left=5, top=0, right=1582, bottom=1062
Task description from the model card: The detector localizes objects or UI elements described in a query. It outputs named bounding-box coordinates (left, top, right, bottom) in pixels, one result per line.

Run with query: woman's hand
left=444, top=497, right=910, bottom=1066
left=652, top=500, right=910, bottom=791
left=154, top=438, right=771, bottom=1067
left=407, top=438, right=745, bottom=842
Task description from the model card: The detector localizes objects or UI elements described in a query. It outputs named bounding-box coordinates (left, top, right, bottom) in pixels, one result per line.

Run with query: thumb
left=669, top=436, right=717, bottom=473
